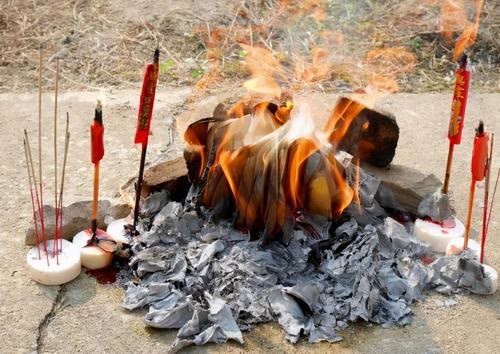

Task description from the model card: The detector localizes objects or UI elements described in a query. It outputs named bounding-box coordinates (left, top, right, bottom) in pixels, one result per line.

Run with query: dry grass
left=0, top=0, right=499, bottom=93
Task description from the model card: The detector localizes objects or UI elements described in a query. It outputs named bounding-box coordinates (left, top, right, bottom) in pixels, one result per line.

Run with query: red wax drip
left=86, top=267, right=118, bottom=285
left=422, top=217, right=456, bottom=229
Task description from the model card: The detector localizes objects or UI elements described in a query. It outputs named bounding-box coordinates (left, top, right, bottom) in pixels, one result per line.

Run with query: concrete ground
left=0, top=90, right=499, bottom=353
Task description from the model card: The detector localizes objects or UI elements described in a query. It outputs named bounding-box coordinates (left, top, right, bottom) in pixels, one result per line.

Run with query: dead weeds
left=0, top=0, right=498, bottom=93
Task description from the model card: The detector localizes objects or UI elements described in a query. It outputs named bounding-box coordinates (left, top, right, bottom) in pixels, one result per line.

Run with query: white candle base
left=414, top=217, right=465, bottom=253
left=446, top=237, right=480, bottom=259
left=106, top=218, right=130, bottom=246
left=73, top=230, right=114, bottom=270
left=481, top=264, right=498, bottom=295
left=26, top=239, right=81, bottom=286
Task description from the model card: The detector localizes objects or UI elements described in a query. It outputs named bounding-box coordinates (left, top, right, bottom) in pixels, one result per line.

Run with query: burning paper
left=184, top=96, right=398, bottom=242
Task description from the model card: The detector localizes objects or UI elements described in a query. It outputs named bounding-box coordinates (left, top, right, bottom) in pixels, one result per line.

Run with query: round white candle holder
left=446, top=237, right=480, bottom=258
left=106, top=218, right=131, bottom=246
left=73, top=229, right=114, bottom=270
left=414, top=217, right=465, bottom=253
left=481, top=264, right=498, bottom=295
left=26, top=239, right=81, bottom=286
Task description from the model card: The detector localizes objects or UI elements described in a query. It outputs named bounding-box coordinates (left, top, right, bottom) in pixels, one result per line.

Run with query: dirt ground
left=1, top=0, right=500, bottom=93
left=0, top=90, right=498, bottom=353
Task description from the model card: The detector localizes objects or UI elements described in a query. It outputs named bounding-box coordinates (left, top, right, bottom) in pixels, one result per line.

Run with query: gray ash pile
left=119, top=180, right=491, bottom=352
left=117, top=97, right=495, bottom=352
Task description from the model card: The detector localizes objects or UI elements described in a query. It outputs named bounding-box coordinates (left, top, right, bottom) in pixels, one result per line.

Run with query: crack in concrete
left=36, top=284, right=67, bottom=353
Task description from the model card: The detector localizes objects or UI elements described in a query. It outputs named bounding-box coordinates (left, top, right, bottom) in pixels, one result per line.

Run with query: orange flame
left=240, top=44, right=285, bottom=98
left=184, top=97, right=371, bottom=239
left=364, top=47, right=417, bottom=93
left=453, top=0, right=483, bottom=61
left=440, top=0, right=468, bottom=41
left=438, top=0, right=484, bottom=61
left=324, top=97, right=365, bottom=143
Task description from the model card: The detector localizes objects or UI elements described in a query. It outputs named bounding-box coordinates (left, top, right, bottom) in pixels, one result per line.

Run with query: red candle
left=471, top=125, right=489, bottom=182
left=448, top=55, right=470, bottom=146
left=134, top=50, right=159, bottom=146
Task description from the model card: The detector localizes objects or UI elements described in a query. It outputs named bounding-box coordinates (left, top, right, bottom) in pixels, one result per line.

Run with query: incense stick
left=56, top=114, right=70, bottom=252
left=25, top=130, right=49, bottom=265
left=24, top=138, right=41, bottom=259
left=53, top=58, right=60, bottom=259
left=38, top=47, right=42, bottom=186
left=481, top=134, right=495, bottom=263
left=486, top=168, right=500, bottom=234
left=37, top=47, right=48, bottom=258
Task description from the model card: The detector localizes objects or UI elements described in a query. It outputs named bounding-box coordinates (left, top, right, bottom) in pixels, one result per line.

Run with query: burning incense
left=443, top=55, right=470, bottom=194
left=91, top=101, right=104, bottom=235
left=463, top=121, right=489, bottom=250
left=24, top=138, right=41, bottom=259
left=133, top=49, right=160, bottom=231
left=480, top=133, right=494, bottom=263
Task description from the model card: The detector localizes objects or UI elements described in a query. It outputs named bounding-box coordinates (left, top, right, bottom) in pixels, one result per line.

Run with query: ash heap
left=118, top=97, right=496, bottom=352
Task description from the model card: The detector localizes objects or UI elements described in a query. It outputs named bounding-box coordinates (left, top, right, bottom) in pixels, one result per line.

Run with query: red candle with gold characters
left=134, top=49, right=160, bottom=146
left=448, top=54, right=470, bottom=145
left=443, top=54, right=471, bottom=194
left=133, top=49, right=160, bottom=231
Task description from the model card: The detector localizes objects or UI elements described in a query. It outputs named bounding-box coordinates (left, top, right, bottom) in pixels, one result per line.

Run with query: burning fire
left=439, top=0, right=484, bottom=61
left=183, top=0, right=485, bottom=241
left=184, top=95, right=377, bottom=241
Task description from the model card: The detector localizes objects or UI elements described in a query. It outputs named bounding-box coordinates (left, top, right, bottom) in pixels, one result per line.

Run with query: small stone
left=25, top=199, right=130, bottom=245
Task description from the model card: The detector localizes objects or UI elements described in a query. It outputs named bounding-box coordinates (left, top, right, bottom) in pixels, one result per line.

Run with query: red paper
left=471, top=132, right=489, bottom=181
left=448, top=66, right=470, bottom=145
left=91, top=121, right=104, bottom=164
left=134, top=63, right=159, bottom=145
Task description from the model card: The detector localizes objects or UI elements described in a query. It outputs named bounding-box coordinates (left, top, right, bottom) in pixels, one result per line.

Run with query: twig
left=249, top=24, right=253, bottom=47
left=221, top=6, right=240, bottom=50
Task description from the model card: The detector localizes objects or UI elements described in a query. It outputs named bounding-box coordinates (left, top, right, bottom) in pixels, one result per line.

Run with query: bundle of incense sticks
left=24, top=50, right=70, bottom=266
